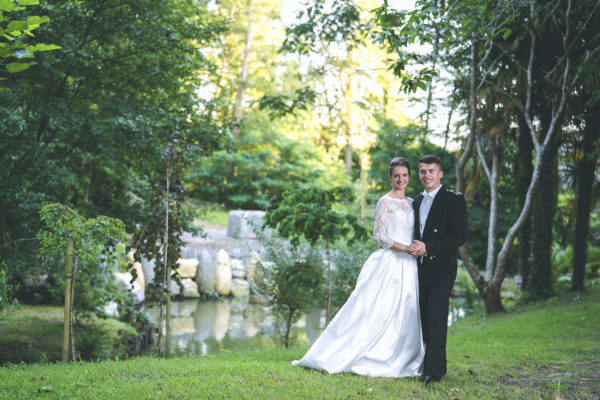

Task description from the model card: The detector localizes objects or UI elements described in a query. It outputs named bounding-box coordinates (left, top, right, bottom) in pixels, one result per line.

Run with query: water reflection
left=145, top=298, right=319, bottom=356
left=144, top=299, right=466, bottom=356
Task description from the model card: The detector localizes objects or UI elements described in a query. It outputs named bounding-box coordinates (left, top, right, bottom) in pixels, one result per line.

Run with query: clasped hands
left=407, top=240, right=426, bottom=256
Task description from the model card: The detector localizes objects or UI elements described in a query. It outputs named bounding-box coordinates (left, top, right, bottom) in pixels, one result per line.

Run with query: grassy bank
left=0, top=305, right=137, bottom=364
left=1, top=289, right=598, bottom=399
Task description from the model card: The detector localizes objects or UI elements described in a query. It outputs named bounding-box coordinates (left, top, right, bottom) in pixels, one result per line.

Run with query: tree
left=373, top=0, right=597, bottom=310
left=264, top=186, right=368, bottom=325
left=38, top=203, right=126, bottom=362
left=0, top=0, right=227, bottom=299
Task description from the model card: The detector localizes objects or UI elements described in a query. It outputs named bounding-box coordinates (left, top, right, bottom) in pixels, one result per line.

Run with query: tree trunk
left=345, top=142, right=352, bottom=177
left=232, top=0, right=253, bottom=137
left=530, top=119, right=559, bottom=298
left=284, top=307, right=295, bottom=348
left=516, top=117, right=533, bottom=290
left=571, top=99, right=600, bottom=291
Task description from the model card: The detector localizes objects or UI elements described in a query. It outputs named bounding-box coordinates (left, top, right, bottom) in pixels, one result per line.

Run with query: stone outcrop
left=226, top=210, right=265, bottom=239
left=214, top=249, right=232, bottom=296
left=177, top=258, right=199, bottom=279
left=196, top=248, right=215, bottom=294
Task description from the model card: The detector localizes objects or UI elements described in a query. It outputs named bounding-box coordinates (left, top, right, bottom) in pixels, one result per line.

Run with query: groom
left=409, top=155, right=468, bottom=385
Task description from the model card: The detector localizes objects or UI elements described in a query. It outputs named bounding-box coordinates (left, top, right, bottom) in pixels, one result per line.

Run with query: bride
left=292, top=157, right=424, bottom=378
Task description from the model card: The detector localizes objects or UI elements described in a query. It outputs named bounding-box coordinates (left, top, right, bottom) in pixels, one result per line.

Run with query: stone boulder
left=245, top=250, right=261, bottom=286
left=177, top=258, right=199, bottom=279
left=231, top=258, right=246, bottom=279
left=140, top=256, right=155, bottom=286
left=227, top=210, right=265, bottom=239
left=196, top=249, right=215, bottom=294
left=131, top=261, right=145, bottom=290
left=231, top=278, right=250, bottom=297
left=214, top=249, right=232, bottom=296
left=113, top=271, right=145, bottom=303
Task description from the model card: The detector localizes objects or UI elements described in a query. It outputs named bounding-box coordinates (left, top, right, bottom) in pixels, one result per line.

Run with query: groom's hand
left=408, top=241, right=426, bottom=256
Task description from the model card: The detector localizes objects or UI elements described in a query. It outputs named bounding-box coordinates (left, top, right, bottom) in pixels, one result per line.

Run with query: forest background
left=1, top=0, right=599, bottom=323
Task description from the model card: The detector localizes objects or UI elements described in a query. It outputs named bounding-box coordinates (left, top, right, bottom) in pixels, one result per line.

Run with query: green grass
left=1, top=290, right=599, bottom=399
left=0, top=305, right=137, bottom=364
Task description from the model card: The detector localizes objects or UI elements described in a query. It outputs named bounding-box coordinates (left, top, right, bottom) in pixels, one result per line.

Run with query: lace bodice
left=373, top=195, right=414, bottom=249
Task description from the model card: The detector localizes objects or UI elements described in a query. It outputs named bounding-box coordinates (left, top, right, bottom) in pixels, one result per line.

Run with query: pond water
left=144, top=298, right=466, bottom=357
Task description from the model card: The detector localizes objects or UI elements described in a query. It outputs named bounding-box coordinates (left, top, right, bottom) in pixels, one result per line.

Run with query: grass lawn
left=0, top=289, right=598, bottom=399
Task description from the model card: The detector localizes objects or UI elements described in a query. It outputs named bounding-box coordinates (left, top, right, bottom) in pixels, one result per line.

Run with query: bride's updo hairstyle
left=388, top=157, right=411, bottom=177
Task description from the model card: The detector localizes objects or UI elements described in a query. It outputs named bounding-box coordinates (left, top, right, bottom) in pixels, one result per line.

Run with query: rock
left=104, top=301, right=119, bottom=318
left=23, top=273, right=48, bottom=287
left=141, top=256, right=155, bottom=286
left=114, top=271, right=145, bottom=303
left=131, top=261, right=145, bottom=290
left=177, top=258, right=199, bottom=279
left=231, top=258, right=246, bottom=279
left=231, top=278, right=250, bottom=297
left=214, top=249, right=232, bottom=296
left=227, top=210, right=265, bottom=239
left=181, top=278, right=201, bottom=298
left=196, top=249, right=215, bottom=294
left=245, top=251, right=261, bottom=285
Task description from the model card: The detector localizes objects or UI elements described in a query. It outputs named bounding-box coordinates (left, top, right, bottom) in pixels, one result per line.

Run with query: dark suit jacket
left=413, top=185, right=468, bottom=270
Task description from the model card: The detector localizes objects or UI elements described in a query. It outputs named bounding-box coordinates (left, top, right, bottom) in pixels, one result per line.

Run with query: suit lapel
left=422, top=185, right=445, bottom=238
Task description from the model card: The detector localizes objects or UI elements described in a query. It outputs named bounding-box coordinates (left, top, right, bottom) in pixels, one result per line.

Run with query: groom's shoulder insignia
left=446, top=188, right=463, bottom=197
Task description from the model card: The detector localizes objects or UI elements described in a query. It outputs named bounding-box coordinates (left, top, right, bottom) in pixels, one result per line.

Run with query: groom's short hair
left=419, top=155, right=443, bottom=170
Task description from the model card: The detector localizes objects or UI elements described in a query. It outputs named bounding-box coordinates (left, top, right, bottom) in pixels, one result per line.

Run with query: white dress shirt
left=419, top=185, right=442, bottom=237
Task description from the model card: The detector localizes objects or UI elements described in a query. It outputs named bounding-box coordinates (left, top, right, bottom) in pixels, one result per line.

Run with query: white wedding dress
left=292, top=196, right=424, bottom=377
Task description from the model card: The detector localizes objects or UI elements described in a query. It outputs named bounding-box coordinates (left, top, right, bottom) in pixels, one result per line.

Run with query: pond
left=144, top=298, right=466, bottom=357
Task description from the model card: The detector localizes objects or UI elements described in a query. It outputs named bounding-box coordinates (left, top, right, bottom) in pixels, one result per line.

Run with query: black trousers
left=418, top=264, right=457, bottom=376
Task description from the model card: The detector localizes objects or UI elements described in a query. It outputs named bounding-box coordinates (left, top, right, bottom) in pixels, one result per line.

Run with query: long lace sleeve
left=373, top=196, right=394, bottom=249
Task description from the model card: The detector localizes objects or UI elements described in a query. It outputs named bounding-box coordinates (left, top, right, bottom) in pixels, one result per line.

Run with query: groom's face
left=418, top=162, right=443, bottom=192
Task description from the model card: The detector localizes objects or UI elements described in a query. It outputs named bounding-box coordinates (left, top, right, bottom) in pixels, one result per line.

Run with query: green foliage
left=368, top=119, right=456, bottom=200
left=37, top=203, right=127, bottom=319
left=188, top=118, right=333, bottom=210
left=552, top=244, right=600, bottom=291
left=0, top=0, right=60, bottom=77
left=0, top=0, right=227, bottom=301
left=0, top=263, right=18, bottom=312
left=258, top=239, right=325, bottom=348
left=265, top=186, right=368, bottom=247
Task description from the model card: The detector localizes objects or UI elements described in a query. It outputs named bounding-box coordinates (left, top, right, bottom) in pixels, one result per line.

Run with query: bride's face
left=389, top=166, right=409, bottom=191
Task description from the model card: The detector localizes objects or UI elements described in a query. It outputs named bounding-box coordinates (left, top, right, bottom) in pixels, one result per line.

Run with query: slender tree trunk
left=284, top=307, right=295, bottom=348
left=62, top=239, right=73, bottom=363
left=163, top=160, right=171, bottom=358
left=530, top=109, right=559, bottom=298
left=232, top=0, right=253, bottom=137
left=69, top=256, right=80, bottom=362
left=345, top=143, right=352, bottom=177
left=516, top=117, right=533, bottom=290
left=572, top=100, right=600, bottom=291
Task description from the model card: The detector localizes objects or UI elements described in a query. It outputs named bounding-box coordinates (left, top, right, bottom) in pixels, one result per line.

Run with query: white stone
left=141, top=256, right=155, bottom=286
left=245, top=250, right=261, bottom=285
left=196, top=249, right=215, bottom=294
left=214, top=249, right=232, bottom=296
left=23, top=274, right=48, bottom=287
left=231, top=278, right=250, bottom=297
left=177, top=258, right=199, bottom=279
left=113, top=271, right=144, bottom=303
left=131, top=261, right=145, bottom=290
left=104, top=301, right=119, bottom=318
left=227, top=210, right=265, bottom=239
left=231, top=258, right=246, bottom=279
left=181, top=278, right=201, bottom=298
